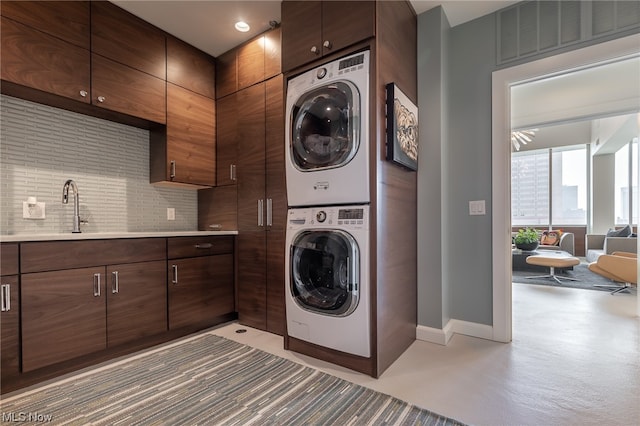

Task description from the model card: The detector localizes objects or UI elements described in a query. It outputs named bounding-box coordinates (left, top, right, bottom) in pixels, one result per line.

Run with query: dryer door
left=290, top=230, right=359, bottom=316
left=290, top=81, right=360, bottom=171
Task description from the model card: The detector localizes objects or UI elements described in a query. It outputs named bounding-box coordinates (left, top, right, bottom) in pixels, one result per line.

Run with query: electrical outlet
left=23, top=201, right=46, bottom=220
left=167, top=207, right=175, bottom=221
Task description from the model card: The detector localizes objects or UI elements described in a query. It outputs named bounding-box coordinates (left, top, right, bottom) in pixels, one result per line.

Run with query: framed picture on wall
left=385, top=83, right=418, bottom=171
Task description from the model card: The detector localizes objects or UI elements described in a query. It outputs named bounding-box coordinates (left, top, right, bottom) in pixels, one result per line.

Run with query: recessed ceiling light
left=235, top=21, right=250, bottom=32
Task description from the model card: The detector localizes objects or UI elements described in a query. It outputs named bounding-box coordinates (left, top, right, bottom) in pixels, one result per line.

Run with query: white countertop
left=0, top=230, right=238, bottom=243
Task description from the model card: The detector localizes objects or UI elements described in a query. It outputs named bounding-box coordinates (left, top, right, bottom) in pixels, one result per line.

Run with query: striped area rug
left=1, top=334, right=464, bottom=425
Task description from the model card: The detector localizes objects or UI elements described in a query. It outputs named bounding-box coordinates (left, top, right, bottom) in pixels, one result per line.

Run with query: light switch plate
left=167, top=207, right=175, bottom=221
left=469, top=200, right=486, bottom=216
left=23, top=201, right=46, bottom=219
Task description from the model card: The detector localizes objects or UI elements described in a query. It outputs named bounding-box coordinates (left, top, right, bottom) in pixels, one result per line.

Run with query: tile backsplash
left=0, top=95, right=197, bottom=235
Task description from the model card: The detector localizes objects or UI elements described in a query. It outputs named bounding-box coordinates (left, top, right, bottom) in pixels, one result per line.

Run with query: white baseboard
left=416, top=319, right=494, bottom=345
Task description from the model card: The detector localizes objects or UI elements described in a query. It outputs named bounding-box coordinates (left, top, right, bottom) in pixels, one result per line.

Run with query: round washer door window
left=290, top=230, right=360, bottom=316
left=290, top=81, right=360, bottom=171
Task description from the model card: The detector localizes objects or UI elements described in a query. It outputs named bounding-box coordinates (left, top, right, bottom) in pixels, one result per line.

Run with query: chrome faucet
left=62, top=179, right=81, bottom=233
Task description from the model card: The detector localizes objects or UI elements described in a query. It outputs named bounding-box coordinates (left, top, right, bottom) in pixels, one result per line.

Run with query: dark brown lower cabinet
left=21, top=267, right=107, bottom=372
left=21, top=260, right=168, bottom=373
left=1, top=275, right=20, bottom=381
left=237, top=232, right=267, bottom=329
left=168, top=254, right=234, bottom=330
left=106, top=261, right=167, bottom=347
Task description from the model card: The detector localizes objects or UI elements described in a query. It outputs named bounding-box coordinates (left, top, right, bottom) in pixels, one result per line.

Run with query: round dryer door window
left=290, top=230, right=360, bottom=316
left=290, top=81, right=360, bottom=171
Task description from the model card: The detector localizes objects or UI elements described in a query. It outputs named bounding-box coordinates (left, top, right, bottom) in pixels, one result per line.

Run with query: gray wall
left=416, top=0, right=640, bottom=329
left=417, top=7, right=449, bottom=329
left=0, top=95, right=197, bottom=235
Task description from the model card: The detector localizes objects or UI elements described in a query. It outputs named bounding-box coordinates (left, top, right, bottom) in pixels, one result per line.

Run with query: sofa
left=585, top=225, right=637, bottom=263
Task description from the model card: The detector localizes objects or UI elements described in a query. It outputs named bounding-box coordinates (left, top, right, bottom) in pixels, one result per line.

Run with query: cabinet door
left=168, top=255, right=234, bottom=330
left=1, top=276, right=20, bottom=382
left=92, top=54, right=166, bottom=124
left=1, top=16, right=90, bottom=103
left=215, top=49, right=237, bottom=99
left=167, top=36, right=216, bottom=99
left=91, top=1, right=166, bottom=79
left=264, top=28, right=282, bottom=81
left=0, top=1, right=90, bottom=49
left=21, top=267, right=106, bottom=372
left=321, top=1, right=375, bottom=56
left=216, top=92, right=238, bottom=187
left=237, top=37, right=265, bottom=91
left=106, top=261, right=167, bottom=347
left=266, top=231, right=286, bottom=335
left=281, top=1, right=322, bottom=71
left=237, top=232, right=267, bottom=330
left=237, top=83, right=266, bottom=232
left=166, top=83, right=216, bottom=186
left=265, top=75, right=287, bottom=230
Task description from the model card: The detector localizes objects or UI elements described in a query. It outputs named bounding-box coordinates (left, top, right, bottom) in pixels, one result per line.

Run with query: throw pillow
left=540, top=230, right=561, bottom=246
left=607, top=224, right=632, bottom=237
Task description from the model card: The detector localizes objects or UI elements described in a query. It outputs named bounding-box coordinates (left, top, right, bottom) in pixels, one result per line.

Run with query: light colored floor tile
left=212, top=283, right=639, bottom=426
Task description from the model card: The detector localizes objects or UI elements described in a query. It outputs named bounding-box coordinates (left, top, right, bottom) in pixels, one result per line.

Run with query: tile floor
left=212, top=283, right=639, bottom=426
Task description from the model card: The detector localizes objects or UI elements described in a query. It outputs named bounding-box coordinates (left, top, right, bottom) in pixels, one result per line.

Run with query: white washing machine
left=285, top=50, right=370, bottom=207
left=285, top=205, right=370, bottom=357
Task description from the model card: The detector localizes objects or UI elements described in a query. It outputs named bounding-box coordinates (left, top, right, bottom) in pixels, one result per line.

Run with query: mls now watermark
left=2, top=412, right=53, bottom=422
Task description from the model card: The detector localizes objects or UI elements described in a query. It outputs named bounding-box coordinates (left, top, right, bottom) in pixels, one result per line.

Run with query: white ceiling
left=112, top=1, right=517, bottom=57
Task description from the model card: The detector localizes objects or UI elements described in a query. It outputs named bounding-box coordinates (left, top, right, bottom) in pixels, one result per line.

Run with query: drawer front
left=168, top=236, right=234, bottom=259
left=21, top=238, right=167, bottom=273
left=1, top=243, right=19, bottom=276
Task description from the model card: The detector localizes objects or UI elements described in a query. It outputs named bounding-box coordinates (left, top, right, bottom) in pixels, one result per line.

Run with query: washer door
left=290, top=230, right=359, bottom=316
left=290, top=81, right=360, bottom=171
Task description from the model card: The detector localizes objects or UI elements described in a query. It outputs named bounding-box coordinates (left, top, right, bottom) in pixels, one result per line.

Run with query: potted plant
left=514, top=227, right=539, bottom=251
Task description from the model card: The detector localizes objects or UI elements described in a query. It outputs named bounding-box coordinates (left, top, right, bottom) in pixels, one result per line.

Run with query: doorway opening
left=491, top=34, right=640, bottom=342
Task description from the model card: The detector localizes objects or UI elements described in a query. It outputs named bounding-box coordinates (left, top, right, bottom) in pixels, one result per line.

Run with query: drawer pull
left=170, top=160, right=176, bottom=179
left=195, top=243, right=213, bottom=249
left=1, top=284, right=10, bottom=312
left=172, top=264, right=178, bottom=285
left=230, top=164, right=236, bottom=181
left=93, top=273, right=101, bottom=297
left=112, top=271, right=119, bottom=294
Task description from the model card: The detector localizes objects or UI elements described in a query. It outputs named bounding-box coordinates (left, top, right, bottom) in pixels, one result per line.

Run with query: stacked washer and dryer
left=284, top=50, right=371, bottom=358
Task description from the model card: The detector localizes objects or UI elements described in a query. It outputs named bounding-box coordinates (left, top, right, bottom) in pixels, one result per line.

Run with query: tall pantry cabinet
left=198, top=27, right=286, bottom=335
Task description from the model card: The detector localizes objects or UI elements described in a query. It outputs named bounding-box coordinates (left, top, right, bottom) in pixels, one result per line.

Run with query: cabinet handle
left=79, top=90, right=88, bottom=98
left=1, top=284, right=10, bottom=312
left=195, top=243, right=213, bottom=249
left=172, top=264, right=178, bottom=285
left=230, top=164, right=236, bottom=181
left=323, top=40, right=332, bottom=49
left=170, top=160, right=176, bottom=179
left=93, top=273, right=101, bottom=297
left=258, top=199, right=264, bottom=227
left=111, top=271, right=119, bottom=294
left=266, top=198, right=273, bottom=227
left=310, top=46, right=319, bottom=54
left=97, top=96, right=106, bottom=103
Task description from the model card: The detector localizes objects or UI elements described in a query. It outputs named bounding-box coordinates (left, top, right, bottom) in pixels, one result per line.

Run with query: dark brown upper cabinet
left=1, top=2, right=91, bottom=103
left=167, top=36, right=216, bottom=99
left=281, top=1, right=375, bottom=71
left=215, top=27, right=281, bottom=99
left=91, top=1, right=166, bottom=80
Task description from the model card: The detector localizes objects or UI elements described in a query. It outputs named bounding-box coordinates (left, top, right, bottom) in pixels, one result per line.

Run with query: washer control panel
left=287, top=206, right=368, bottom=229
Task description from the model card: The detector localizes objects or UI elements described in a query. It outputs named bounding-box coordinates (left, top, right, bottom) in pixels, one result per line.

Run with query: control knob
left=316, top=211, right=327, bottom=223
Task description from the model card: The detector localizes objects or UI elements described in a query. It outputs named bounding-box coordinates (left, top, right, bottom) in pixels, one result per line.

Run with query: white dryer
left=285, top=50, right=370, bottom=207
left=285, top=205, right=370, bottom=357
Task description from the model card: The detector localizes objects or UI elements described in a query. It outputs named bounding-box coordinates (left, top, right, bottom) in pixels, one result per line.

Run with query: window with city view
left=511, top=145, right=587, bottom=227
left=614, top=138, right=638, bottom=225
